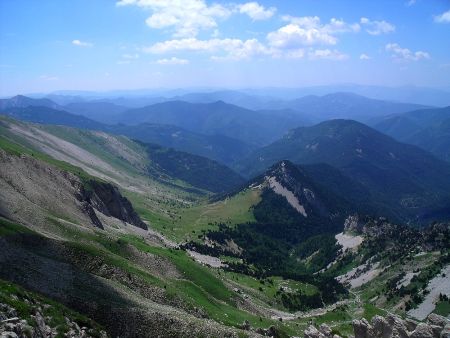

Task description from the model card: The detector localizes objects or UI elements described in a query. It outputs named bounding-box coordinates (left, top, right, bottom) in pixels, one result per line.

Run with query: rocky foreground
left=0, top=302, right=107, bottom=338
left=305, top=313, right=450, bottom=338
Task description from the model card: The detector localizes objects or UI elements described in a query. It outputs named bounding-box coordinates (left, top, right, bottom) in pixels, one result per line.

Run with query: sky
left=0, top=0, right=449, bottom=96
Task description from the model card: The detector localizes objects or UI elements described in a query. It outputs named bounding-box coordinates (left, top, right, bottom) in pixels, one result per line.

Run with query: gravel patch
left=408, top=264, right=450, bottom=320
left=267, top=176, right=307, bottom=217
left=187, top=250, right=224, bottom=268
left=335, top=232, right=363, bottom=251
left=337, top=261, right=381, bottom=288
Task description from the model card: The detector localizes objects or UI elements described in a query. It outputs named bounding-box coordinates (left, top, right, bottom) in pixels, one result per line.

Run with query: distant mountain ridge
left=169, top=91, right=429, bottom=121
left=373, top=106, right=450, bottom=162
left=0, top=95, right=62, bottom=110
left=0, top=106, right=105, bottom=130
left=278, top=92, right=429, bottom=122
left=115, top=100, right=312, bottom=146
left=237, top=119, right=450, bottom=223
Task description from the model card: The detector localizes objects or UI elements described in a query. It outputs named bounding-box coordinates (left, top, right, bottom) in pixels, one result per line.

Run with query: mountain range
left=176, top=91, right=428, bottom=121
left=114, top=100, right=311, bottom=146
left=372, top=106, right=450, bottom=162
left=236, top=119, right=450, bottom=223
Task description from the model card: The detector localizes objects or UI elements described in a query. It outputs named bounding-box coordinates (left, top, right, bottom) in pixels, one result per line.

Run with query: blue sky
left=0, top=0, right=449, bottom=96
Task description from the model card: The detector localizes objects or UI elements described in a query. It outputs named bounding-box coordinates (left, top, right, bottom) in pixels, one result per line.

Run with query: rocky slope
left=0, top=279, right=108, bottom=338
left=0, top=148, right=146, bottom=232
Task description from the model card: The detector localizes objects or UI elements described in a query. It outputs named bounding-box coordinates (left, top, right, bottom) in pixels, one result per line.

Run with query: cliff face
left=79, top=180, right=147, bottom=230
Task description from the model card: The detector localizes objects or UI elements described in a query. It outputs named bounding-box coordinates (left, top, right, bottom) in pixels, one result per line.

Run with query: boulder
left=410, top=323, right=434, bottom=338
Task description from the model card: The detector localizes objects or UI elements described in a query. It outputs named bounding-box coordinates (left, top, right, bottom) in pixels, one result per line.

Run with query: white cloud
left=116, top=0, right=231, bottom=38
left=385, top=43, right=430, bottom=61
left=360, top=53, right=371, bottom=60
left=434, top=10, right=450, bottom=23
left=308, top=49, right=349, bottom=61
left=145, top=37, right=271, bottom=60
left=267, top=16, right=359, bottom=49
left=237, top=2, right=276, bottom=21
left=143, top=13, right=361, bottom=62
left=267, top=23, right=337, bottom=48
left=122, top=53, right=140, bottom=59
left=360, top=17, right=395, bottom=35
left=406, top=0, right=416, bottom=6
left=156, top=57, right=189, bottom=65
left=72, top=39, right=93, bottom=47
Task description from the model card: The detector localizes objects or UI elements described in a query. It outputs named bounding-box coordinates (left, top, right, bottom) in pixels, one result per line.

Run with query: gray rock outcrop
left=352, top=313, right=449, bottom=338
left=304, top=323, right=341, bottom=338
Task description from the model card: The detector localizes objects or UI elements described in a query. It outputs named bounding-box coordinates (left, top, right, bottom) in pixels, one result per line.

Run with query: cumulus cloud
left=141, top=13, right=365, bottom=62
left=237, top=2, right=276, bottom=21
left=145, top=37, right=271, bottom=60
left=386, top=43, right=430, bottom=61
left=360, top=53, right=371, bottom=60
left=116, top=0, right=231, bottom=37
left=267, top=16, right=359, bottom=49
left=434, top=10, right=450, bottom=23
left=156, top=57, right=189, bottom=65
left=72, top=39, right=93, bottom=47
left=360, top=17, right=395, bottom=35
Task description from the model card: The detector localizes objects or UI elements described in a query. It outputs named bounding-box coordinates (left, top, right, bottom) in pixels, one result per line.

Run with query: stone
left=304, top=325, right=326, bottom=338
left=410, top=323, right=434, bottom=338
left=427, top=314, right=449, bottom=329
left=386, top=314, right=409, bottom=338
left=319, top=323, right=333, bottom=336
left=372, top=315, right=393, bottom=338
left=353, top=318, right=372, bottom=338
left=404, top=319, right=419, bottom=332
left=441, top=324, right=450, bottom=338
left=239, top=320, right=251, bottom=331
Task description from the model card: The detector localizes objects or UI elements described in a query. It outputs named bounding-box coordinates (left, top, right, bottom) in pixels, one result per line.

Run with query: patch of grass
left=315, top=306, right=352, bottom=324
left=66, top=238, right=163, bottom=288
left=363, top=303, right=386, bottom=320
left=223, top=271, right=318, bottom=305
left=171, top=189, right=261, bottom=241
left=434, top=300, right=450, bottom=317
left=0, top=218, right=36, bottom=236
left=121, top=235, right=233, bottom=304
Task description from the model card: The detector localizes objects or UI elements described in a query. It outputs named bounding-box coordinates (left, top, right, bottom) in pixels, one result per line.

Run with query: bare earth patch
left=187, top=250, right=224, bottom=268
left=337, top=261, right=381, bottom=288
left=335, top=232, right=363, bottom=251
